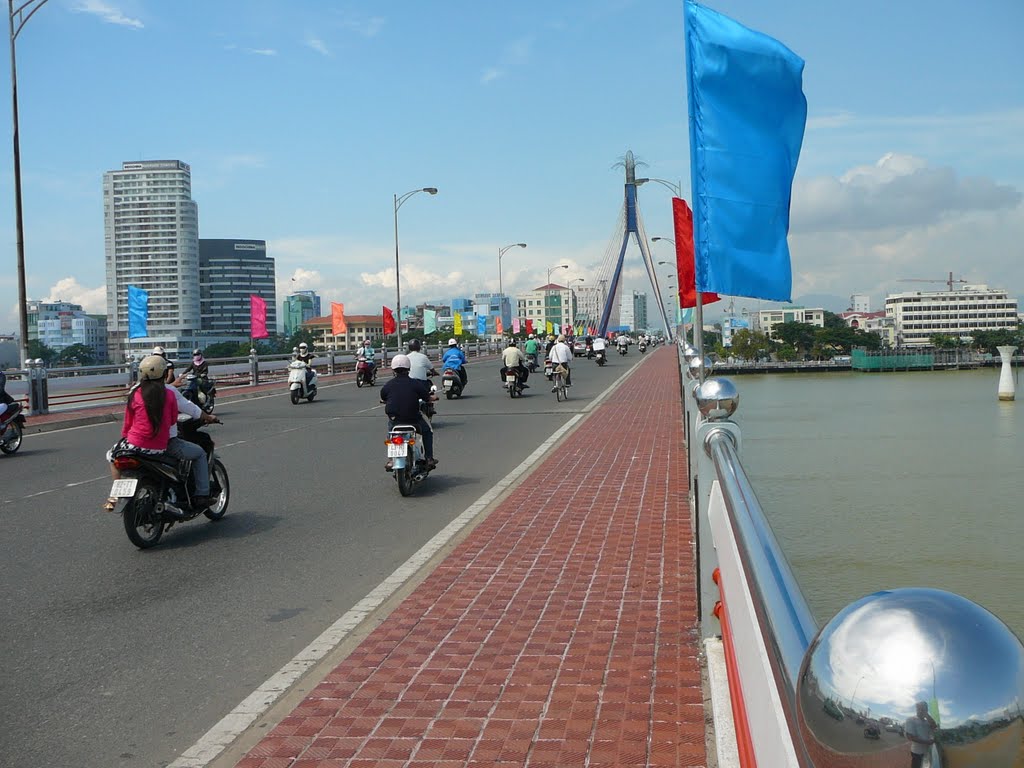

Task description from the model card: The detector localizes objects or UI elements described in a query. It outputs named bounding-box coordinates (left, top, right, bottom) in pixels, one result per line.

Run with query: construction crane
left=896, top=271, right=968, bottom=291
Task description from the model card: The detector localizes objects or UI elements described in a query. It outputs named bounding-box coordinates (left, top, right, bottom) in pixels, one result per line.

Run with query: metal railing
left=679, top=343, right=1019, bottom=768
left=5, top=340, right=504, bottom=416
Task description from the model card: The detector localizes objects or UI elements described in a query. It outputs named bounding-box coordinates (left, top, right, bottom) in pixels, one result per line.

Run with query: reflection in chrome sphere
left=797, top=588, right=1024, bottom=767
left=683, top=345, right=697, bottom=361
left=686, top=355, right=710, bottom=380
left=695, top=377, right=738, bottom=420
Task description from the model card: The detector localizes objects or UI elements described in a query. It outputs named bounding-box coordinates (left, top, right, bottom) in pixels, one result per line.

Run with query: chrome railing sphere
left=796, top=588, right=1024, bottom=767
left=686, top=355, right=710, bottom=380
left=695, top=377, right=739, bottom=420
left=683, top=345, right=698, bottom=361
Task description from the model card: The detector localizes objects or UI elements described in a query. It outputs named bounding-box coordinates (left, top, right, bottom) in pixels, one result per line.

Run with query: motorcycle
left=543, top=361, right=554, bottom=380
left=440, top=367, right=464, bottom=399
left=503, top=367, right=524, bottom=398
left=181, top=373, right=216, bottom=413
left=526, top=352, right=539, bottom=373
left=594, top=350, right=606, bottom=367
left=355, top=355, right=377, bottom=387
left=107, top=419, right=230, bottom=549
left=385, top=423, right=433, bottom=496
left=618, top=344, right=628, bottom=356
left=639, top=342, right=647, bottom=355
left=288, top=360, right=318, bottom=404
left=0, top=403, right=26, bottom=455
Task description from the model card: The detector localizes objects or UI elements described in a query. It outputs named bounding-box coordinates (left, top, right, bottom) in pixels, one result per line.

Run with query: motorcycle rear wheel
left=204, top=459, right=230, bottom=520
left=307, top=390, right=316, bottom=402
left=0, top=421, right=23, bottom=454
left=396, top=466, right=414, bottom=496
left=123, top=480, right=164, bottom=549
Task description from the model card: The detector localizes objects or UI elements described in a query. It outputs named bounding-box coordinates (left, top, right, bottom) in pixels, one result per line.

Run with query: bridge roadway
left=0, top=348, right=706, bottom=768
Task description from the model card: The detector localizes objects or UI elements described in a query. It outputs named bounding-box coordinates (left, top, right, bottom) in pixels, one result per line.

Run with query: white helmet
left=298, top=342, right=308, bottom=351
left=139, top=354, right=168, bottom=381
left=390, top=354, right=411, bottom=370
left=448, top=338, right=458, bottom=346
left=152, top=345, right=166, bottom=356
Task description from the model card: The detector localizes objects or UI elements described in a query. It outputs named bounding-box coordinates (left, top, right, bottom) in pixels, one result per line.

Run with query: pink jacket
left=121, top=387, right=177, bottom=450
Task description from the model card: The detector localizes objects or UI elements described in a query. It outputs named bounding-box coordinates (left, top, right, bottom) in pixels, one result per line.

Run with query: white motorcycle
left=287, top=360, right=318, bottom=404
left=386, top=424, right=433, bottom=496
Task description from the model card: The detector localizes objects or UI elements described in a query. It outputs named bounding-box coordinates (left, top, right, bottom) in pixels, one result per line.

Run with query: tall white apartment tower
left=104, top=160, right=200, bottom=360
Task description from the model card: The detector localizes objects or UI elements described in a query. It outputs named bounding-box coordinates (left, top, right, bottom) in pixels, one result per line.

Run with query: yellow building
left=302, top=314, right=386, bottom=351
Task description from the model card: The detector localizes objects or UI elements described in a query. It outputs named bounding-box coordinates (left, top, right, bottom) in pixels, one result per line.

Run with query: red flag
left=496, top=317, right=504, bottom=335
left=525, top=319, right=534, bottom=334
left=250, top=294, right=269, bottom=339
left=331, top=302, right=347, bottom=335
left=382, top=306, right=396, bottom=335
left=673, top=197, right=720, bottom=309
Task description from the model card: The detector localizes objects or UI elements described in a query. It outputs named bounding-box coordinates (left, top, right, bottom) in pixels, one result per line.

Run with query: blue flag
left=476, top=314, right=487, bottom=335
left=684, top=0, right=807, bottom=302
left=128, top=285, right=149, bottom=338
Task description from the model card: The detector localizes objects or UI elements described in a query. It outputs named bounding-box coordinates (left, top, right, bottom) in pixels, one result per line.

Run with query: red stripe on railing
left=712, top=568, right=758, bottom=768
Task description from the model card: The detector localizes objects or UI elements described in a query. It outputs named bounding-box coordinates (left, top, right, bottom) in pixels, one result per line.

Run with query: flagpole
left=694, top=292, right=705, bottom=384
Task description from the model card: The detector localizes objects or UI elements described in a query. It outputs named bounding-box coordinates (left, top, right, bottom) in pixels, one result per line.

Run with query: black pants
left=499, top=365, right=529, bottom=383
left=910, top=754, right=925, bottom=768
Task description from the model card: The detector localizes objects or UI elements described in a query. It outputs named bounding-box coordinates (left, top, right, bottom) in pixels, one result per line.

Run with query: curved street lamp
left=9, top=0, right=50, bottom=367
left=498, top=242, right=526, bottom=326
left=636, top=177, right=682, bottom=196
left=393, top=187, right=438, bottom=348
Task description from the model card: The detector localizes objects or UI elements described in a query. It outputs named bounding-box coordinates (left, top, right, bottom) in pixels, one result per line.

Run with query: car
left=863, top=725, right=881, bottom=740
left=572, top=339, right=589, bottom=357
left=823, top=699, right=844, bottom=721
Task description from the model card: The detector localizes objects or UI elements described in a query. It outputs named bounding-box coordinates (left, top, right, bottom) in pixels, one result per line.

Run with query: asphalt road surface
left=0, top=354, right=642, bottom=768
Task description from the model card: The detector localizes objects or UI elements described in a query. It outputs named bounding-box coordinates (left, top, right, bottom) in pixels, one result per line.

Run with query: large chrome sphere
left=683, top=345, right=698, bottom=361
left=695, top=377, right=738, bottom=420
left=686, top=355, right=710, bottom=380
left=797, top=588, right=1024, bottom=767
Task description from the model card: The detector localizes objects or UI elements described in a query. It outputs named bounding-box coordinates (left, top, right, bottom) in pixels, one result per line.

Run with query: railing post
left=328, top=346, right=336, bottom=376
left=249, top=348, right=259, bottom=386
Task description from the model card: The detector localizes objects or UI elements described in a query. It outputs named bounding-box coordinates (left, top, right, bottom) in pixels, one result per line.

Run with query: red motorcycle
left=355, top=356, right=377, bottom=387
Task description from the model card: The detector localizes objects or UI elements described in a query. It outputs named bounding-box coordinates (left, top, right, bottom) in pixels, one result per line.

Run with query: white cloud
left=305, top=37, right=330, bottom=57
left=787, top=153, right=1024, bottom=308
left=43, top=277, right=106, bottom=313
left=480, top=67, right=503, bottom=85
left=360, top=264, right=465, bottom=292
left=338, top=14, right=385, bottom=37
left=73, top=0, right=143, bottom=29
left=246, top=48, right=277, bottom=57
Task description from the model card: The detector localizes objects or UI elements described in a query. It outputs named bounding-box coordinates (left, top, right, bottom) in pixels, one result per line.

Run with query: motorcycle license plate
left=110, top=478, right=138, bottom=498
left=506, top=375, right=517, bottom=383
left=387, top=443, right=408, bottom=457
left=442, top=379, right=452, bottom=388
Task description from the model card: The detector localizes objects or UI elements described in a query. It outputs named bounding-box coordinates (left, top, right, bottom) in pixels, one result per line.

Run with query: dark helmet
left=407, top=338, right=422, bottom=352
left=507, top=338, right=517, bottom=347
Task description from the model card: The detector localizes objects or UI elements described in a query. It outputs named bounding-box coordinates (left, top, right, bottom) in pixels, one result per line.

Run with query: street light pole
left=635, top=177, right=682, bottom=197
left=8, top=0, right=49, bottom=367
left=568, top=278, right=584, bottom=329
left=393, top=186, right=437, bottom=349
left=498, top=242, right=526, bottom=327
left=545, top=264, right=568, bottom=333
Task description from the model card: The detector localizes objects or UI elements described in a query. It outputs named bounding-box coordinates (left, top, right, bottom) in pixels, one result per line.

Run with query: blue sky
left=1, top=0, right=1022, bottom=331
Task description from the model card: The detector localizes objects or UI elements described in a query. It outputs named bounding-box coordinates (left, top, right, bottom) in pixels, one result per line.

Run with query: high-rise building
left=199, top=239, right=276, bottom=337
left=619, top=290, right=648, bottom=332
left=850, top=294, right=871, bottom=313
left=516, top=284, right=576, bottom=334
left=104, top=160, right=200, bottom=360
left=282, top=291, right=321, bottom=336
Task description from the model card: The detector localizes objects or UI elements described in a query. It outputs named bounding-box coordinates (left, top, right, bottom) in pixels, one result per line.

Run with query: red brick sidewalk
left=235, top=347, right=706, bottom=768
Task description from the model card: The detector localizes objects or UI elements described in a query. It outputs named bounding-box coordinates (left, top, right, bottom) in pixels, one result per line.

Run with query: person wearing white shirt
left=163, top=360, right=215, bottom=506
left=405, top=339, right=437, bottom=381
left=904, top=702, right=937, bottom=768
left=547, top=335, right=574, bottom=388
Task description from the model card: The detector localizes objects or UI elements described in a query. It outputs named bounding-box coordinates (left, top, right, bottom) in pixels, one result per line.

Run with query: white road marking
left=168, top=364, right=637, bottom=768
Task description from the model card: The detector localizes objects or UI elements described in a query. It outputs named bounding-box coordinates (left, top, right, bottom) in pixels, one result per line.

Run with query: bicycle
left=552, top=364, right=568, bottom=401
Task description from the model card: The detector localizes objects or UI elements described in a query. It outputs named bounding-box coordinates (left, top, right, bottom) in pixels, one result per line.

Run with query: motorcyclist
left=161, top=357, right=216, bottom=511
left=358, top=339, right=378, bottom=378
left=176, top=348, right=214, bottom=401
left=591, top=335, right=607, bottom=357
left=616, top=333, right=629, bottom=353
left=544, top=334, right=556, bottom=355
left=296, top=342, right=316, bottom=389
left=441, top=338, right=468, bottom=387
left=524, top=333, right=541, bottom=371
left=381, top=354, right=438, bottom=471
left=405, top=338, right=437, bottom=381
left=0, top=366, right=17, bottom=423
left=548, top=334, right=574, bottom=388
left=499, top=338, right=530, bottom=389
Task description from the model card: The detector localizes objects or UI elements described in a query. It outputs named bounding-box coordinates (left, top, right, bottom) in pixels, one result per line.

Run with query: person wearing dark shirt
left=295, top=342, right=316, bottom=388
left=380, top=354, right=437, bottom=469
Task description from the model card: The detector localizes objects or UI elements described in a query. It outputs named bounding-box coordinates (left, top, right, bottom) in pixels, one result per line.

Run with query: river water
left=730, top=368, right=1023, bottom=640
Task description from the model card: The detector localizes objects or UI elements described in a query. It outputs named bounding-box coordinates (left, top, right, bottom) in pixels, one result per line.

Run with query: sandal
left=103, top=497, right=118, bottom=512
